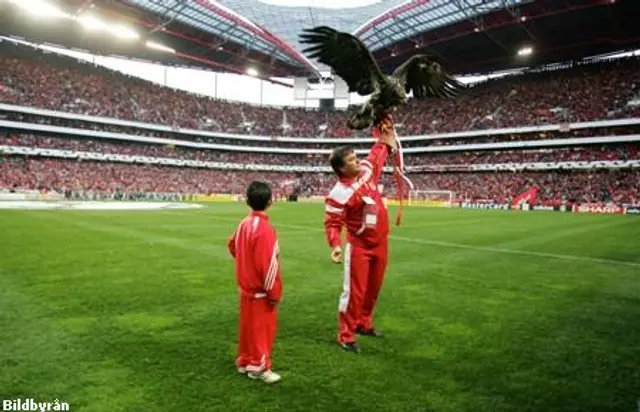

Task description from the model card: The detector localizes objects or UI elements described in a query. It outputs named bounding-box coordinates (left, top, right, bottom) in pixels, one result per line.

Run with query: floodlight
left=109, top=25, right=139, bottom=40
left=146, top=41, right=176, bottom=54
left=517, top=46, right=533, bottom=57
left=15, top=0, right=70, bottom=19
left=77, top=15, right=106, bottom=30
left=246, top=67, right=258, bottom=77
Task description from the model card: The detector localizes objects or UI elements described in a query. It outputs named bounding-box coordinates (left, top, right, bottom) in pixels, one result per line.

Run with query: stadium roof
left=352, top=0, right=530, bottom=51
left=375, top=0, right=640, bottom=75
left=115, top=0, right=533, bottom=72
left=214, top=0, right=413, bottom=70
left=1, top=0, right=639, bottom=84
left=217, top=0, right=528, bottom=55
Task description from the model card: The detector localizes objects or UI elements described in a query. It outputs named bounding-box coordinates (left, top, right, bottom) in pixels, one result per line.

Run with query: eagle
left=299, top=26, right=464, bottom=130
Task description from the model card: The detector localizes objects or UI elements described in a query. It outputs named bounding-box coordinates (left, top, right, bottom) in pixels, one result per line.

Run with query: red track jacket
left=228, top=211, right=282, bottom=302
left=324, top=140, right=390, bottom=249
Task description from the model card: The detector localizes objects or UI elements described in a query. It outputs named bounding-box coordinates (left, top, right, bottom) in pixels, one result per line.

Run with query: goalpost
left=407, top=190, right=456, bottom=208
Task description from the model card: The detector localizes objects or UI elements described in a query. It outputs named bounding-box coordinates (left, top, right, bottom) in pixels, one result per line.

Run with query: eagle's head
left=388, top=76, right=407, bottom=103
left=420, top=61, right=441, bottom=74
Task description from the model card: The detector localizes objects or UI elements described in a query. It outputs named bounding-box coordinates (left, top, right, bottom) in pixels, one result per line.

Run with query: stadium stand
left=2, top=110, right=640, bottom=149
left=1, top=43, right=639, bottom=208
left=1, top=41, right=639, bottom=137
left=2, top=133, right=639, bottom=167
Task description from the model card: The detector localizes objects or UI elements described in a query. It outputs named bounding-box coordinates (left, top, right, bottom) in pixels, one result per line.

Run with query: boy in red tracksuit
left=228, top=181, right=282, bottom=383
left=324, top=116, right=398, bottom=354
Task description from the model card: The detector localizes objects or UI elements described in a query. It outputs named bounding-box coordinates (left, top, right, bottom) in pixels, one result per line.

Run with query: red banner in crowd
left=511, top=186, right=539, bottom=207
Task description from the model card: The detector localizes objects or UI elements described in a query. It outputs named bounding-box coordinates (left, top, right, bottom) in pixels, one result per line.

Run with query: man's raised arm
left=360, top=116, right=398, bottom=183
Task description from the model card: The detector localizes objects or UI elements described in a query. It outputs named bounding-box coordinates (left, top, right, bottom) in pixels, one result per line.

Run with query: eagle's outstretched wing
left=299, top=26, right=385, bottom=96
left=393, top=55, right=463, bottom=99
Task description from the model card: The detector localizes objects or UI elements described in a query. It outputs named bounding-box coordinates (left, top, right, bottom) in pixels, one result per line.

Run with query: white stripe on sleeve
left=325, top=205, right=343, bottom=214
left=264, top=241, right=279, bottom=291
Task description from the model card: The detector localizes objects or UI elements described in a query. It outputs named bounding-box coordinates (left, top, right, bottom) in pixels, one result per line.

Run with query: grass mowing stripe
left=1, top=206, right=639, bottom=411
left=164, top=211, right=640, bottom=269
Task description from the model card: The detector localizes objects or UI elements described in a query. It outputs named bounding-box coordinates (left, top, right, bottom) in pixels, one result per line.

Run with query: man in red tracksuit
left=228, top=181, right=282, bottom=383
left=324, top=116, right=398, bottom=353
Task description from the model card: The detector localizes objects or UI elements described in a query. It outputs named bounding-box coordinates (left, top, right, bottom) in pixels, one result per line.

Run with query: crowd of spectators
left=2, top=133, right=638, bottom=168
left=0, top=156, right=297, bottom=196
left=4, top=111, right=639, bottom=149
left=2, top=155, right=638, bottom=205
left=405, top=144, right=640, bottom=167
left=413, top=170, right=639, bottom=205
left=1, top=41, right=639, bottom=138
left=0, top=132, right=322, bottom=166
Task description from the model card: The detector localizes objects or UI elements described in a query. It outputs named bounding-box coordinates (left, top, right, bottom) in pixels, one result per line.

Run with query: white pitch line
left=389, top=235, right=640, bottom=269
left=163, top=211, right=640, bottom=269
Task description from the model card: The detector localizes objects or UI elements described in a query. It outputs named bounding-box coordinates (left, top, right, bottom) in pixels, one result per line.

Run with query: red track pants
left=236, top=295, right=277, bottom=373
left=337, top=239, right=388, bottom=343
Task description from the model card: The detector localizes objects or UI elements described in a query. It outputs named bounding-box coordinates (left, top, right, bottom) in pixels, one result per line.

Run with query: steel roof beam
left=211, top=22, right=239, bottom=51
left=360, top=2, right=463, bottom=52
left=500, top=0, right=539, bottom=43
left=376, top=0, right=609, bottom=66
left=114, top=4, right=251, bottom=55
left=353, top=0, right=431, bottom=38
left=97, top=2, right=296, bottom=76
left=390, top=17, right=421, bottom=51
left=177, top=4, right=228, bottom=35
left=178, top=4, right=293, bottom=63
left=170, top=3, right=286, bottom=62
left=385, top=15, right=446, bottom=62
left=118, top=1, right=298, bottom=73
left=452, top=0, right=511, bottom=53
left=148, top=0, right=187, bottom=33
left=192, top=0, right=320, bottom=76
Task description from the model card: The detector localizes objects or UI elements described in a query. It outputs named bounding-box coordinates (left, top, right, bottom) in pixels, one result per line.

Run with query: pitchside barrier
left=3, top=190, right=637, bottom=215
left=0, top=190, right=231, bottom=203
left=386, top=199, right=452, bottom=208
left=190, top=194, right=239, bottom=202
left=456, top=201, right=640, bottom=215
left=0, top=190, right=64, bottom=201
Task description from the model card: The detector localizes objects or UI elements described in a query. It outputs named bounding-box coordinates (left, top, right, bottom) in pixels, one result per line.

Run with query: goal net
left=408, top=190, right=455, bottom=208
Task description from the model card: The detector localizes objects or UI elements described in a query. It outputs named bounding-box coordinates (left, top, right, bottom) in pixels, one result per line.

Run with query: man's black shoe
left=356, top=327, right=383, bottom=337
left=339, top=341, right=361, bottom=354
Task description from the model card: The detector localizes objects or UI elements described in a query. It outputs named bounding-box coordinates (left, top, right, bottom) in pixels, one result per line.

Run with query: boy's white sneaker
left=248, top=369, right=281, bottom=384
left=237, top=366, right=247, bottom=374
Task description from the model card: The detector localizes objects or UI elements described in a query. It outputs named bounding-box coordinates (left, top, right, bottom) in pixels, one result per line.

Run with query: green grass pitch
left=1, top=203, right=639, bottom=412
